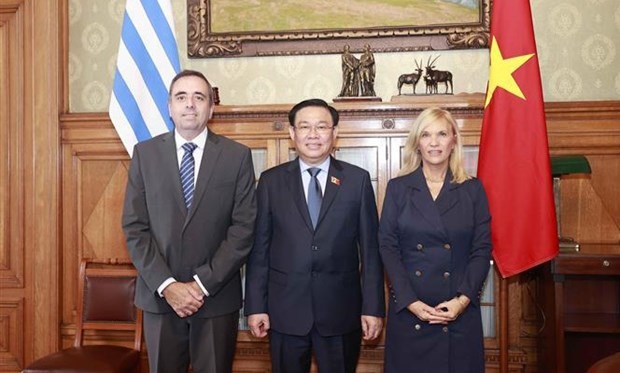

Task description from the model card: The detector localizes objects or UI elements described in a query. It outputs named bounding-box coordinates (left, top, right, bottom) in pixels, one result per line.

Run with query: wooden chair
left=588, top=352, right=620, bottom=373
left=24, top=258, right=143, bottom=373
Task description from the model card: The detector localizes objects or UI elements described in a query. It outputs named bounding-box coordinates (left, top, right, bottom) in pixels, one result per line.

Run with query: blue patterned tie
left=307, top=168, right=322, bottom=228
left=180, top=142, right=198, bottom=209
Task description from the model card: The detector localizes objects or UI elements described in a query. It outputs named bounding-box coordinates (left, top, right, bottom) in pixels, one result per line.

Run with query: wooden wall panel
left=561, top=173, right=620, bottom=245
left=24, top=0, right=62, bottom=364
left=60, top=135, right=130, bottom=347
left=0, top=299, right=23, bottom=371
left=79, top=158, right=129, bottom=259
left=0, top=1, right=62, bottom=371
left=589, top=156, right=620, bottom=230
left=1, top=1, right=25, bottom=371
left=0, top=0, right=25, bottom=292
left=544, top=102, right=620, bottom=248
left=0, top=6, right=25, bottom=370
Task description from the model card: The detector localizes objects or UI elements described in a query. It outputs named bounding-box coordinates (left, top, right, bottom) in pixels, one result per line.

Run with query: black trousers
left=269, top=325, right=362, bottom=373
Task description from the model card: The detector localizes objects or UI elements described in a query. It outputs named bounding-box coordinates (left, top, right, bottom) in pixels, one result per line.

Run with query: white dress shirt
left=158, top=128, right=210, bottom=297
left=299, top=157, right=330, bottom=200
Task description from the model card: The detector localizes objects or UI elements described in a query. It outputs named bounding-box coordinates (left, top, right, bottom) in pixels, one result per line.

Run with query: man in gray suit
left=123, top=70, right=256, bottom=373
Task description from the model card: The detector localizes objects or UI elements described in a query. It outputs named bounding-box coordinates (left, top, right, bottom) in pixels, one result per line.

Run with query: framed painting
left=187, top=0, right=491, bottom=58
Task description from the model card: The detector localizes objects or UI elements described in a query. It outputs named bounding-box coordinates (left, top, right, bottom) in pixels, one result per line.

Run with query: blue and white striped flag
left=110, top=0, right=181, bottom=156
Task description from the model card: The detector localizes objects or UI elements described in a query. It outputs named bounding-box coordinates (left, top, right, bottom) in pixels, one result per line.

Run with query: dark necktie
left=180, top=142, right=197, bottom=209
left=307, top=168, right=322, bottom=228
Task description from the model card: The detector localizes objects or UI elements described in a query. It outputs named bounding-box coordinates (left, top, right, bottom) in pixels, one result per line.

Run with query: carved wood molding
left=484, top=348, right=528, bottom=365
left=0, top=298, right=24, bottom=370
left=61, top=100, right=620, bottom=154
left=0, top=0, right=25, bottom=290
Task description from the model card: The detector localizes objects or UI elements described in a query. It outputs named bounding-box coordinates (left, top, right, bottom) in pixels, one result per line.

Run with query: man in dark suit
left=244, top=98, right=385, bottom=373
left=122, top=70, right=256, bottom=373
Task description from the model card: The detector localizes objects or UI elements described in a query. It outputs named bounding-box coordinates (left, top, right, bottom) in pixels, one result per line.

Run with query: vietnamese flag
left=477, top=0, right=558, bottom=278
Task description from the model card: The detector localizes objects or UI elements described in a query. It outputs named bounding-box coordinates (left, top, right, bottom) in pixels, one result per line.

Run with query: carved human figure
left=339, top=45, right=360, bottom=97
left=359, top=44, right=376, bottom=96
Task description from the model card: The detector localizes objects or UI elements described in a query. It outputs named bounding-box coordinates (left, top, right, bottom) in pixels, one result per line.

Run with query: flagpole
left=500, top=275, right=508, bottom=373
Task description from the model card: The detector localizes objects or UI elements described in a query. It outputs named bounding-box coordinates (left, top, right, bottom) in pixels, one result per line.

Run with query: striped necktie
left=180, top=142, right=198, bottom=209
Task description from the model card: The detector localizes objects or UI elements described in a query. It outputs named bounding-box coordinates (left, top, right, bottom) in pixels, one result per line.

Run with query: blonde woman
left=379, top=107, right=491, bottom=372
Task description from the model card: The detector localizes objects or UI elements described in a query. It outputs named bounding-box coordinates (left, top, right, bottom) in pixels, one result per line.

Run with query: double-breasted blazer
left=244, top=157, right=385, bottom=336
left=123, top=130, right=256, bottom=318
left=379, top=168, right=491, bottom=373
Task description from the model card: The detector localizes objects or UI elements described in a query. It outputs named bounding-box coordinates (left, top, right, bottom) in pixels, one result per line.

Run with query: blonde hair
left=398, top=107, right=470, bottom=183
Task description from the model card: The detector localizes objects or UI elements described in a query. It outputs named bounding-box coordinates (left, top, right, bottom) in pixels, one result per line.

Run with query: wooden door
left=0, top=1, right=62, bottom=371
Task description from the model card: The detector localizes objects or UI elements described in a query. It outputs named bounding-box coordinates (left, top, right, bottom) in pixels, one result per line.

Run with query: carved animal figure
left=424, top=74, right=438, bottom=95
left=397, top=59, right=424, bottom=95
left=425, top=56, right=453, bottom=94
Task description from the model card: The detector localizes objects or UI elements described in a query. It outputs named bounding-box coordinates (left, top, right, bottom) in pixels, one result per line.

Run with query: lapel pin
left=330, top=176, right=340, bottom=186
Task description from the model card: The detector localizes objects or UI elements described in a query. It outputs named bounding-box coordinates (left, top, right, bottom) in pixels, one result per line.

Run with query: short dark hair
left=168, top=69, right=214, bottom=105
left=288, top=99, right=339, bottom=127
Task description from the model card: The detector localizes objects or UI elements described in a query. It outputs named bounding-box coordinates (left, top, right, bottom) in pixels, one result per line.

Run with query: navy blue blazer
left=379, top=167, right=491, bottom=373
left=244, top=157, right=385, bottom=336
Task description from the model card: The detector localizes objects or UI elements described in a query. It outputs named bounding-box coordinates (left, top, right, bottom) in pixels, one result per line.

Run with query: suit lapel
left=160, top=132, right=186, bottom=214
left=287, top=160, right=314, bottom=231
left=316, top=157, right=342, bottom=229
left=186, top=131, right=222, bottom=223
left=408, top=168, right=448, bottom=239
left=435, top=169, right=460, bottom=216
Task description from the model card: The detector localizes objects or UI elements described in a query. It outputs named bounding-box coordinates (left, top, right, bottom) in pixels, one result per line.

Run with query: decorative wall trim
left=0, top=298, right=24, bottom=370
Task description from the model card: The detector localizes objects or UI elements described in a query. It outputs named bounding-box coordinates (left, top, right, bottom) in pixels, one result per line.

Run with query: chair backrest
left=588, top=353, right=620, bottom=373
left=74, top=258, right=143, bottom=351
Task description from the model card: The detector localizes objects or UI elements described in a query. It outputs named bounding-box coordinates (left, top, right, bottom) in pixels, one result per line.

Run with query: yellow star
left=485, top=36, right=535, bottom=107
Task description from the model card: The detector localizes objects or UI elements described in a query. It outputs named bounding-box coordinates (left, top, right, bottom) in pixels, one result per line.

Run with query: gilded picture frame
left=187, top=0, right=491, bottom=58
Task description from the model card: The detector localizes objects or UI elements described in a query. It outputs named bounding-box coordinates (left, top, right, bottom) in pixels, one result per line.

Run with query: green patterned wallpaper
left=68, top=0, right=620, bottom=112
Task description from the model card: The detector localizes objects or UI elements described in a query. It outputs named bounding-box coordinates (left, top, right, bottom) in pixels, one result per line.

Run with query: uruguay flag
left=109, top=0, right=181, bottom=156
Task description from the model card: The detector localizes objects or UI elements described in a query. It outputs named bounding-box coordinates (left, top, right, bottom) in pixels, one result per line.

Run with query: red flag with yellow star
left=477, top=0, right=558, bottom=278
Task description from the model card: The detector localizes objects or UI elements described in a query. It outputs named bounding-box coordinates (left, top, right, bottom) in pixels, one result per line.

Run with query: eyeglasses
left=294, top=124, right=334, bottom=135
